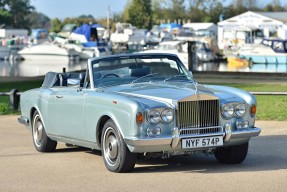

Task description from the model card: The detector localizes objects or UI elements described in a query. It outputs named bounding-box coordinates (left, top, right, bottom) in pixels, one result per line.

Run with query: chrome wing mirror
left=67, top=78, right=80, bottom=87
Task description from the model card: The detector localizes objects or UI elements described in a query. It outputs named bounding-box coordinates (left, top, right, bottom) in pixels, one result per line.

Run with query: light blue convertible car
left=18, top=53, right=261, bottom=172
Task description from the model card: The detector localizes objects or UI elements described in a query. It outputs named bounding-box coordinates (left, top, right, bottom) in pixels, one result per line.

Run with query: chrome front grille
left=177, top=99, right=220, bottom=135
left=180, top=127, right=222, bottom=136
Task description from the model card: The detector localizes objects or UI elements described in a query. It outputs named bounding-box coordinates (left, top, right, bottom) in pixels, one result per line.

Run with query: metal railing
left=0, top=89, right=20, bottom=110
left=250, top=92, right=287, bottom=95
left=0, top=89, right=286, bottom=111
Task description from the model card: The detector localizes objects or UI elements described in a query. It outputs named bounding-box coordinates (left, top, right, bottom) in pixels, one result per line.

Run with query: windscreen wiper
left=131, top=73, right=158, bottom=84
left=163, top=74, right=189, bottom=83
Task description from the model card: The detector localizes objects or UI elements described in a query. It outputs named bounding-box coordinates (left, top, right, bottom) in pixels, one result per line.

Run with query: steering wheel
left=100, top=73, right=119, bottom=79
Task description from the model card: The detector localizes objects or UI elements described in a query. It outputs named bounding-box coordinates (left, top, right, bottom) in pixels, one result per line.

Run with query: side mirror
left=67, top=78, right=80, bottom=87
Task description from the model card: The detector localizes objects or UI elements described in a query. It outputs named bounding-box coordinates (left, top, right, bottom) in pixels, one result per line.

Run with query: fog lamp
left=147, top=127, right=161, bottom=137
left=236, top=120, right=249, bottom=129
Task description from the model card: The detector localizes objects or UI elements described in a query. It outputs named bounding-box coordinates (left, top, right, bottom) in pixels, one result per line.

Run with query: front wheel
left=32, top=111, right=57, bottom=152
left=101, top=120, right=136, bottom=173
left=214, top=143, right=249, bottom=164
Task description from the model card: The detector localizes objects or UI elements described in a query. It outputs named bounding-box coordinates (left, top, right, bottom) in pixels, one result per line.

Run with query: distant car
left=18, top=53, right=261, bottom=172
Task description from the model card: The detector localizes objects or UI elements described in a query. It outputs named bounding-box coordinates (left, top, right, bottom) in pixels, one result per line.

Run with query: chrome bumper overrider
left=17, top=116, right=29, bottom=126
left=124, top=127, right=261, bottom=148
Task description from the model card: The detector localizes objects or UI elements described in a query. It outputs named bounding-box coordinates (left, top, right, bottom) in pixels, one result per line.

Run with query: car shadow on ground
left=53, top=135, right=287, bottom=173
left=132, top=135, right=287, bottom=173
left=55, top=146, right=91, bottom=153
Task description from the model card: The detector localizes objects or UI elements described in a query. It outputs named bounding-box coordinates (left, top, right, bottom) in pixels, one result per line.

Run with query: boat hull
left=243, top=55, right=287, bottom=64
left=18, top=44, right=79, bottom=61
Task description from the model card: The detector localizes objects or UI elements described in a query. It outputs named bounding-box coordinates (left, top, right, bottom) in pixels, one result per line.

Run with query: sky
left=30, top=0, right=286, bottom=20
left=30, top=0, right=128, bottom=19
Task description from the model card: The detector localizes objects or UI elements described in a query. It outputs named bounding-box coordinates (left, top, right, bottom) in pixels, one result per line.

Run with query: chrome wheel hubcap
left=33, top=114, right=43, bottom=147
left=103, top=127, right=119, bottom=166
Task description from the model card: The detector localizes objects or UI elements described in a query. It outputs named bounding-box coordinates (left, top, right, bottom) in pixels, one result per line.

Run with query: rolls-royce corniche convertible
left=18, top=53, right=261, bottom=172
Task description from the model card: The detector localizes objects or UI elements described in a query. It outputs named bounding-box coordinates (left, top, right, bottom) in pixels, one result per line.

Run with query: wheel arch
left=30, top=107, right=37, bottom=124
left=95, top=111, right=130, bottom=149
left=29, top=107, right=47, bottom=130
left=96, top=115, right=111, bottom=149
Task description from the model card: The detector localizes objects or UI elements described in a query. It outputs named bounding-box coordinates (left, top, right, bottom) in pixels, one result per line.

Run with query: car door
left=48, top=87, right=87, bottom=140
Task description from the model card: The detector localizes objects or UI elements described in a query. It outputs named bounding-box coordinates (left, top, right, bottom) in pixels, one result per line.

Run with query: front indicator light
left=136, top=112, right=143, bottom=125
left=250, top=105, right=256, bottom=117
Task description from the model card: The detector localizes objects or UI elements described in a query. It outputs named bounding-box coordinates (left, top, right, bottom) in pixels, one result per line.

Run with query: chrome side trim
left=18, top=116, right=29, bottom=126
left=47, top=134, right=100, bottom=150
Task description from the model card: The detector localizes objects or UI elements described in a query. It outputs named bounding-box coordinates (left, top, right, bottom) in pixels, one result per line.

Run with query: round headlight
left=161, top=108, right=174, bottom=123
left=235, top=103, right=246, bottom=117
left=147, top=109, right=161, bottom=124
left=222, top=104, right=234, bottom=118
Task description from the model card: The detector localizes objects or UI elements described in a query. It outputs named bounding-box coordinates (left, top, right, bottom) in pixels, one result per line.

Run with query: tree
left=4, top=0, right=34, bottom=28
left=50, top=18, right=62, bottom=33
left=126, top=0, right=152, bottom=29
left=263, top=0, right=285, bottom=11
left=168, top=0, right=186, bottom=21
left=208, top=2, right=224, bottom=23
left=27, top=11, right=50, bottom=29
left=0, top=9, right=11, bottom=27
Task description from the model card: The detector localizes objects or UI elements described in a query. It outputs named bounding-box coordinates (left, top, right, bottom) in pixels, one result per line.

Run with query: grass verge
left=0, top=80, right=287, bottom=120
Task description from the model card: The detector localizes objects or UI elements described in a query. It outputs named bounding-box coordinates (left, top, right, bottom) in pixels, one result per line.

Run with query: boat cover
left=72, top=24, right=103, bottom=43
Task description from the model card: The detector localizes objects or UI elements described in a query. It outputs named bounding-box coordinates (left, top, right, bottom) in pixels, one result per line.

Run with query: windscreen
left=91, top=55, right=193, bottom=88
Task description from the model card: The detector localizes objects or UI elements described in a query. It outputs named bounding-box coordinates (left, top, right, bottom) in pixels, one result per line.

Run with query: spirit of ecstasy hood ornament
left=191, top=76, right=198, bottom=94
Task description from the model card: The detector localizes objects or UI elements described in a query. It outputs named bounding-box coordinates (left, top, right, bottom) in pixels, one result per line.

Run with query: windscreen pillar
left=187, top=41, right=197, bottom=71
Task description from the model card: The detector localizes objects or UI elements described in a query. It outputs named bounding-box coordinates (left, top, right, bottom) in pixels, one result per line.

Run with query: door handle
left=56, top=95, right=63, bottom=98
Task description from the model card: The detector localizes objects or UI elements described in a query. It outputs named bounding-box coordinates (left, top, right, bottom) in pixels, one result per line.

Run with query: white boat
left=61, top=24, right=111, bottom=60
left=0, top=46, right=13, bottom=60
left=18, top=43, right=79, bottom=61
left=239, top=39, right=287, bottom=64
left=59, top=36, right=111, bottom=60
left=0, top=46, right=22, bottom=61
left=140, top=40, right=215, bottom=68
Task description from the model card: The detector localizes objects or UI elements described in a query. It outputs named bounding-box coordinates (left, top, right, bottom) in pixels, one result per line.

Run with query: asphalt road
left=0, top=115, right=286, bottom=192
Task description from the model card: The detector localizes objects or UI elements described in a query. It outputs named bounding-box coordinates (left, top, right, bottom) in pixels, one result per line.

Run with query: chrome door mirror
left=67, top=78, right=80, bottom=87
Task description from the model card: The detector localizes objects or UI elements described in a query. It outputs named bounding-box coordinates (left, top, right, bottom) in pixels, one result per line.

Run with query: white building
left=217, top=11, right=287, bottom=50
left=183, top=22, right=217, bottom=37
left=0, top=29, right=28, bottom=38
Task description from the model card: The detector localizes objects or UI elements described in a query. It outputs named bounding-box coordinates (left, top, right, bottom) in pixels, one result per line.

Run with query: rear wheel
left=101, top=120, right=136, bottom=173
left=214, top=143, right=249, bottom=164
left=32, top=111, right=57, bottom=152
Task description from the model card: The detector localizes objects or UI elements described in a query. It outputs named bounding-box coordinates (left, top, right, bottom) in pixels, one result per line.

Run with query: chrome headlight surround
left=147, top=109, right=161, bottom=124
left=235, top=103, right=246, bottom=117
left=147, top=108, right=174, bottom=124
left=221, top=103, right=234, bottom=119
left=221, top=102, right=247, bottom=119
left=161, top=108, right=174, bottom=124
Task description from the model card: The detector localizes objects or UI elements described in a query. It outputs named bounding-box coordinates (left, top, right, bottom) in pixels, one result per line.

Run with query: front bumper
left=124, top=127, right=261, bottom=152
left=18, top=116, right=29, bottom=126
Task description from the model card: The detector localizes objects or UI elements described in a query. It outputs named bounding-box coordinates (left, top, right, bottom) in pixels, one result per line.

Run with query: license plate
left=181, top=136, right=223, bottom=149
